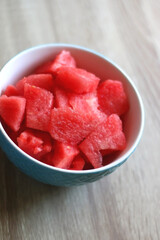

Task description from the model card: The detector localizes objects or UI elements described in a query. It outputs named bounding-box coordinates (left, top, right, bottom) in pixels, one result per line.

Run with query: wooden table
left=0, top=1, right=159, bottom=239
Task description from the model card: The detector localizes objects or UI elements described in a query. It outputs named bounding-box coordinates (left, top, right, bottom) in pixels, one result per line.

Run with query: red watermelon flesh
left=56, top=67, right=100, bottom=94
left=3, top=85, right=19, bottom=96
left=49, top=107, right=103, bottom=145
left=50, top=50, right=76, bottom=73
left=2, top=119, right=26, bottom=144
left=34, top=61, right=54, bottom=74
left=69, top=155, right=85, bottom=170
left=35, top=50, right=76, bottom=75
left=42, top=151, right=54, bottom=166
left=49, top=141, right=79, bottom=169
left=0, top=50, right=129, bottom=170
left=79, top=114, right=126, bottom=168
left=69, top=92, right=99, bottom=112
left=17, top=129, right=52, bottom=159
left=97, top=79, right=129, bottom=116
left=54, top=86, right=70, bottom=108
left=24, top=84, right=54, bottom=132
left=16, top=74, right=54, bottom=96
left=0, top=95, right=26, bottom=132
left=68, top=91, right=106, bottom=121
left=100, top=149, right=114, bottom=156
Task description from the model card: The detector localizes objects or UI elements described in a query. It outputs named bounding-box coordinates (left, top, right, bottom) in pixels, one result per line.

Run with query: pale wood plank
left=0, top=0, right=160, bottom=239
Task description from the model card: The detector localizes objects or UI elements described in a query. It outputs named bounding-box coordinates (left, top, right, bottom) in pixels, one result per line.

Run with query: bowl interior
left=0, top=44, right=144, bottom=169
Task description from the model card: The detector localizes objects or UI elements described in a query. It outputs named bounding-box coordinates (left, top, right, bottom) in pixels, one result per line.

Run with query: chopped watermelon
left=16, top=74, right=54, bottom=96
left=34, top=61, right=54, bottom=74
left=51, top=50, right=76, bottom=73
left=35, top=50, right=76, bottom=75
left=0, top=49, right=129, bottom=171
left=0, top=95, right=26, bottom=131
left=0, top=119, right=24, bottom=144
left=79, top=114, right=126, bottom=168
left=54, top=86, right=70, bottom=108
left=48, top=141, right=79, bottom=169
left=24, top=84, right=54, bottom=131
left=69, top=155, right=85, bottom=170
left=56, top=67, right=100, bottom=94
left=49, top=107, right=103, bottom=145
left=69, top=91, right=107, bottom=124
left=97, top=80, right=129, bottom=116
left=42, top=151, right=54, bottom=166
left=100, top=149, right=114, bottom=156
left=3, top=85, right=18, bottom=96
left=69, top=92, right=99, bottom=112
left=17, top=129, right=52, bottom=159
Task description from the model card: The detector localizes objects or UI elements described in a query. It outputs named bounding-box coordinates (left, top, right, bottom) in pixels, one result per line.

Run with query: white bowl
left=0, top=43, right=145, bottom=186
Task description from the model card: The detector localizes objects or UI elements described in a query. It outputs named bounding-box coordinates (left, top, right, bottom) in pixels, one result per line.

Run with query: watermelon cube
left=41, top=151, right=54, bottom=166
left=97, top=80, right=129, bottom=116
left=56, top=67, right=100, bottom=94
left=69, top=92, right=107, bottom=125
left=24, top=84, right=54, bottom=131
left=54, top=86, right=70, bottom=108
left=3, top=85, right=18, bottom=96
left=49, top=107, right=103, bottom=145
left=16, top=74, right=54, bottom=96
left=69, top=91, right=106, bottom=118
left=17, top=129, right=52, bottom=159
left=49, top=141, right=79, bottom=169
left=79, top=114, right=126, bottom=168
left=2, top=120, right=26, bottom=144
left=35, top=50, right=76, bottom=75
left=0, top=95, right=26, bottom=131
left=69, top=155, right=85, bottom=170
left=34, top=61, right=54, bottom=75
left=51, top=50, right=76, bottom=73
left=69, top=92, right=99, bottom=112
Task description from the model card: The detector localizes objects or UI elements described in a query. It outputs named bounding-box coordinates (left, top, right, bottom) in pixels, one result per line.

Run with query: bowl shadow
left=0, top=150, right=76, bottom=235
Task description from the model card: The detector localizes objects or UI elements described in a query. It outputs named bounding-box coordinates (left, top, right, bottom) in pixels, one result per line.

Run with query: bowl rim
left=0, top=43, right=145, bottom=174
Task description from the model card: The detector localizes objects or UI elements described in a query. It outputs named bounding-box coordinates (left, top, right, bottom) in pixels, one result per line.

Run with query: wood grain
left=0, top=0, right=160, bottom=239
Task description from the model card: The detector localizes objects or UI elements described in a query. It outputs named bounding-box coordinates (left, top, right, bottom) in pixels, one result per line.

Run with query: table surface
left=0, top=1, right=159, bottom=239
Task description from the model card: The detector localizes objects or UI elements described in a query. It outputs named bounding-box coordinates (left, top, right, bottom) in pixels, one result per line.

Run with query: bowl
left=0, top=43, right=145, bottom=186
